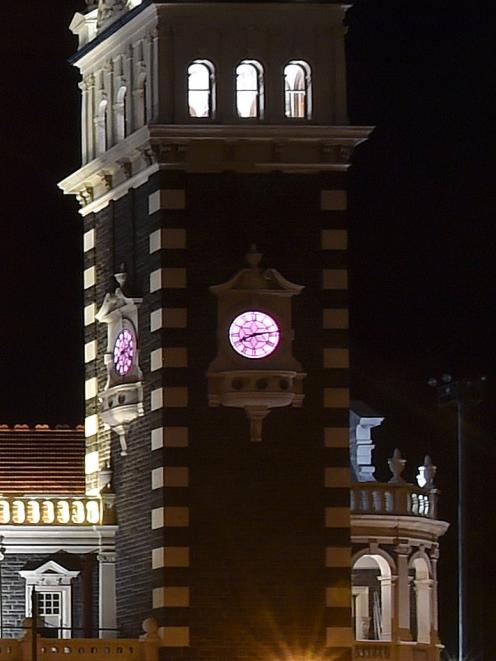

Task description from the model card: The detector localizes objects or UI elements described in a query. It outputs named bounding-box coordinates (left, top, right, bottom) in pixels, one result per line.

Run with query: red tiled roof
left=0, top=425, right=85, bottom=494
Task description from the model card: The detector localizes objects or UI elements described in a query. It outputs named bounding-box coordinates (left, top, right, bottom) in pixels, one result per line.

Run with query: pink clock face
left=229, top=311, right=280, bottom=359
left=113, top=329, right=135, bottom=376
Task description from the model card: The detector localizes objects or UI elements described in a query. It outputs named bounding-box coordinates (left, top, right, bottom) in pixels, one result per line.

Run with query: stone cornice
left=58, top=124, right=372, bottom=217
left=72, top=1, right=350, bottom=66
left=0, top=524, right=118, bottom=554
left=351, top=514, right=450, bottom=543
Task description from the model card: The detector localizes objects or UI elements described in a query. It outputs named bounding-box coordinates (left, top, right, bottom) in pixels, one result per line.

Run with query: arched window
left=188, top=60, right=215, bottom=118
left=95, top=99, right=108, bottom=155
left=352, top=554, right=393, bottom=642
left=284, top=60, right=312, bottom=119
left=115, top=86, right=128, bottom=141
left=236, top=60, right=264, bottom=119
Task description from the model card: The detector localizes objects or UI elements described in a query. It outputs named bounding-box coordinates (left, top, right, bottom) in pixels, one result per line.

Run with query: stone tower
left=60, top=1, right=369, bottom=658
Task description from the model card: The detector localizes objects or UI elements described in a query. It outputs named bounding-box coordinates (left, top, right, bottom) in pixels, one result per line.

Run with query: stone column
left=377, top=575, right=395, bottom=641
left=87, top=74, right=95, bottom=161
left=152, top=29, right=159, bottom=121
left=103, top=60, right=114, bottom=147
left=395, top=543, right=412, bottom=641
left=430, top=547, right=441, bottom=644
left=79, top=78, right=89, bottom=165
left=415, top=577, right=433, bottom=644
left=143, top=33, right=154, bottom=121
left=98, top=552, right=117, bottom=638
left=124, top=45, right=134, bottom=134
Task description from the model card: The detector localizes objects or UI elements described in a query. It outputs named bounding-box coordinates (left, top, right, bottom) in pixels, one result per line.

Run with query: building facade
left=0, top=425, right=116, bottom=639
left=0, top=2, right=448, bottom=661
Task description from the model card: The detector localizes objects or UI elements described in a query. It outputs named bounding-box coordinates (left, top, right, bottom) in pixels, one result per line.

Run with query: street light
left=428, top=374, right=486, bottom=661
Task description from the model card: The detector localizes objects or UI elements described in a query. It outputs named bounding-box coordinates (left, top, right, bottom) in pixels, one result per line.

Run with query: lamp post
left=428, top=374, right=486, bottom=661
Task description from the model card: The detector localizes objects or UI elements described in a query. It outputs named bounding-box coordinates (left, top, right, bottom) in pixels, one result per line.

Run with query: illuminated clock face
left=113, top=329, right=135, bottom=376
left=229, top=311, right=280, bottom=359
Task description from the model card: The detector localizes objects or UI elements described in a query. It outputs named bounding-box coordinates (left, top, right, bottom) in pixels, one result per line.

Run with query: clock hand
left=242, top=330, right=277, bottom=341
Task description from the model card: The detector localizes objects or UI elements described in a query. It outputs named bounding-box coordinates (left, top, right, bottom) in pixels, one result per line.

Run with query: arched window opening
left=409, top=558, right=432, bottom=644
left=352, top=554, right=393, bottom=642
left=96, top=99, right=108, bottom=155
left=284, top=60, right=311, bottom=119
left=115, top=86, right=128, bottom=141
left=236, top=60, right=263, bottom=118
left=188, top=60, right=215, bottom=118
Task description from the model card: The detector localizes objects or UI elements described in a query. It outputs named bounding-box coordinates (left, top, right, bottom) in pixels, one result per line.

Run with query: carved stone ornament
left=97, top=0, right=128, bottom=30
left=96, top=269, right=143, bottom=456
left=207, top=245, right=306, bottom=442
left=388, top=448, right=407, bottom=484
left=416, top=455, right=437, bottom=490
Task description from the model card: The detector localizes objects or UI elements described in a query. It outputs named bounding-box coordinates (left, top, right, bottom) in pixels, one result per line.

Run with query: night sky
left=0, top=1, right=492, bottom=657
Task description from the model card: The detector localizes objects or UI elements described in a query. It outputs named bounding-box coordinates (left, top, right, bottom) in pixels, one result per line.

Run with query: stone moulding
left=58, top=124, right=372, bottom=217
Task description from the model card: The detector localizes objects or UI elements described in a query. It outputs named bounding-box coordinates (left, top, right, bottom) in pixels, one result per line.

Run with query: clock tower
left=60, top=1, right=370, bottom=659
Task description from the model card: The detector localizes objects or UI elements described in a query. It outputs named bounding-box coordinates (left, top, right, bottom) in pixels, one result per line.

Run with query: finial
left=417, top=455, right=437, bottom=489
left=140, top=617, right=160, bottom=641
left=388, top=448, right=407, bottom=484
left=114, top=265, right=127, bottom=290
left=245, top=244, right=262, bottom=268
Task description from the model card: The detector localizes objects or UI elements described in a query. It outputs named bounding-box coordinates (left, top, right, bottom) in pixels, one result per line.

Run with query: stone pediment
left=20, top=559, right=80, bottom=585
left=210, top=246, right=304, bottom=297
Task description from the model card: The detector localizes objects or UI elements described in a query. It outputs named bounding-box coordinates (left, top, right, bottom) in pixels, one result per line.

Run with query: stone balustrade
left=354, top=642, right=391, bottom=657
left=353, top=642, right=434, bottom=660
left=351, top=483, right=438, bottom=519
left=0, top=497, right=102, bottom=526
left=0, top=639, right=158, bottom=661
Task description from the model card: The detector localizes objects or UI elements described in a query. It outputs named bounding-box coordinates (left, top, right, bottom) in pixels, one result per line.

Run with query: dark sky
left=0, top=1, right=492, bottom=657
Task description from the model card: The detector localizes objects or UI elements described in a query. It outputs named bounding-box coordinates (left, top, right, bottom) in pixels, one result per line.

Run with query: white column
left=377, top=576, right=394, bottom=641
left=430, top=549, right=440, bottom=642
left=415, top=578, right=433, bottom=644
left=104, top=61, right=114, bottom=147
left=395, top=545, right=412, bottom=641
left=152, top=29, right=159, bottom=120
left=79, top=79, right=88, bottom=164
left=144, top=35, right=153, bottom=122
left=98, top=552, right=117, bottom=639
left=124, top=45, right=134, bottom=134
left=87, top=74, right=95, bottom=161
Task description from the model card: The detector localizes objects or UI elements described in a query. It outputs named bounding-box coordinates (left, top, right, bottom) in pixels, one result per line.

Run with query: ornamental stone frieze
left=97, top=0, right=128, bottom=31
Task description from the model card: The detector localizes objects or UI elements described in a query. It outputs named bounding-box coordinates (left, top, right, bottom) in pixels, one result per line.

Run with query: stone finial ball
left=141, top=617, right=160, bottom=640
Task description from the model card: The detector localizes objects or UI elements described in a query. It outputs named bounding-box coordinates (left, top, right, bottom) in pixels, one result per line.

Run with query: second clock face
left=229, top=311, right=280, bottom=359
left=113, top=328, right=135, bottom=376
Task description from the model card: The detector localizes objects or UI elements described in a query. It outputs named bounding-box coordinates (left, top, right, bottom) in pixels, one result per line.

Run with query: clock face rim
left=113, top=328, right=135, bottom=376
left=228, top=310, right=280, bottom=359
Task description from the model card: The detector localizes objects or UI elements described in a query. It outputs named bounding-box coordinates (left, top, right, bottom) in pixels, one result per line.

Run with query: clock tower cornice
left=58, top=123, right=372, bottom=216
